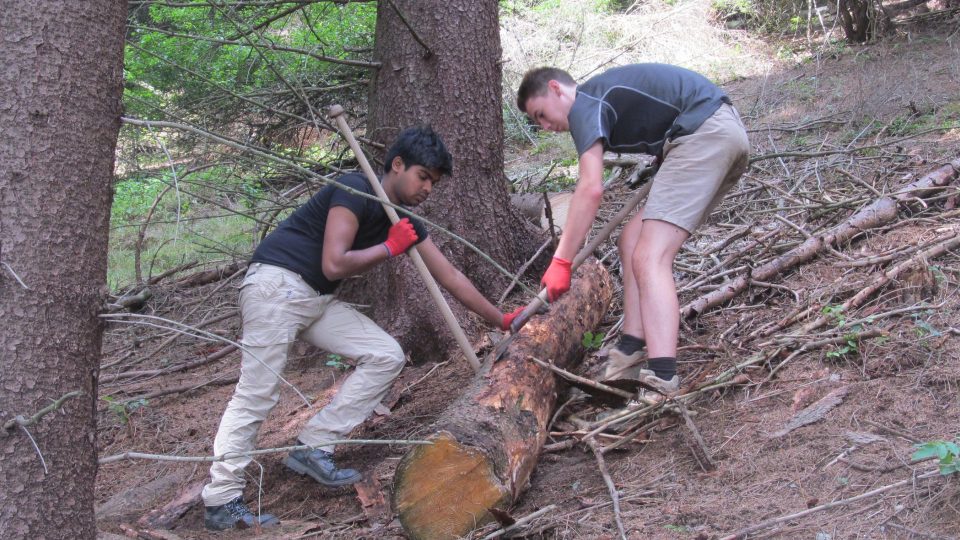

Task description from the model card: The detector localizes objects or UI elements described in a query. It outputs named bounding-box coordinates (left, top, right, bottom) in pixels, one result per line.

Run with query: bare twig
left=478, top=504, right=558, bottom=540
left=718, top=470, right=940, bottom=540
left=100, top=439, right=431, bottom=465
left=2, top=390, right=83, bottom=435
left=586, top=437, right=627, bottom=540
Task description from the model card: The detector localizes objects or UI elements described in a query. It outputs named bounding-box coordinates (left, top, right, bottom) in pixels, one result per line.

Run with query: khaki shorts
left=644, top=103, right=750, bottom=233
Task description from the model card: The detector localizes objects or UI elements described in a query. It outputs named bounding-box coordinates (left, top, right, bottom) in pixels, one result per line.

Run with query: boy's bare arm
left=554, top=142, right=605, bottom=260
left=321, top=206, right=391, bottom=280
left=417, top=239, right=503, bottom=327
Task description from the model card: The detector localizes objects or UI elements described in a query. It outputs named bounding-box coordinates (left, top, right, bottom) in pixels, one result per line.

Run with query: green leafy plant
left=101, top=396, right=149, bottom=425
left=581, top=331, right=604, bottom=350
left=325, top=353, right=349, bottom=371
left=826, top=332, right=859, bottom=359
left=912, top=440, right=960, bottom=475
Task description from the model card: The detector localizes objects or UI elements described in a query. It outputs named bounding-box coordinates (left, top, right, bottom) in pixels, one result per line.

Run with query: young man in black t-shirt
left=517, top=64, right=749, bottom=399
left=201, top=127, right=523, bottom=530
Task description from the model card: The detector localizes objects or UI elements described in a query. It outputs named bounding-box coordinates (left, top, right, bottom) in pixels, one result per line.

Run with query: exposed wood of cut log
left=682, top=159, right=960, bottom=319
left=392, top=261, right=613, bottom=540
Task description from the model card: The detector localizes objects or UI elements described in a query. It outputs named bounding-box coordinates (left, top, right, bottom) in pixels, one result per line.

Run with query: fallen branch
left=2, top=390, right=83, bottom=435
left=718, top=469, right=940, bottom=540
left=683, top=160, right=959, bottom=319
left=100, top=439, right=432, bottom=465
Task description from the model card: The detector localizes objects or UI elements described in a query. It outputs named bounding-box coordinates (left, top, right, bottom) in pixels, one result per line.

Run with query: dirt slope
left=96, top=25, right=960, bottom=540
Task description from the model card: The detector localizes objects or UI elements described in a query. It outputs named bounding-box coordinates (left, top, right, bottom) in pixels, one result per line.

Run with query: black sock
left=616, top=334, right=646, bottom=355
left=647, top=357, right=676, bottom=380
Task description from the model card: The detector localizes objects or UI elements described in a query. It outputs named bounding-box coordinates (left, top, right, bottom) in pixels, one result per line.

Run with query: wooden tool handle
left=327, top=105, right=481, bottom=372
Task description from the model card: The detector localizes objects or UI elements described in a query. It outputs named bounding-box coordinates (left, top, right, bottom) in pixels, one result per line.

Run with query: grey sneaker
left=284, top=447, right=362, bottom=487
left=602, top=347, right=644, bottom=381
left=204, top=496, right=279, bottom=531
left=636, top=369, right=680, bottom=402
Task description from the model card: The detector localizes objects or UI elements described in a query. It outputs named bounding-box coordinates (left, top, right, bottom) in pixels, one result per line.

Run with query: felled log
left=682, top=159, right=960, bottom=319
left=173, top=261, right=244, bottom=288
left=392, top=261, right=613, bottom=540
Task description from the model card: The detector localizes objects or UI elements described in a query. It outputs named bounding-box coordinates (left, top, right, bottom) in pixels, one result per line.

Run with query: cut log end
left=393, top=432, right=508, bottom=540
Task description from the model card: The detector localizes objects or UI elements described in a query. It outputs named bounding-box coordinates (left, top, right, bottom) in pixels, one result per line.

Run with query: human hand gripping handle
left=541, top=256, right=572, bottom=302
left=501, top=306, right=525, bottom=331
left=383, top=218, right=418, bottom=257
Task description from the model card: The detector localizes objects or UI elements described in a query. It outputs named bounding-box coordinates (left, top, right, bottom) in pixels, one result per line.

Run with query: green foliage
left=821, top=304, right=846, bottom=327
left=912, top=440, right=960, bottom=476
left=325, top=353, right=349, bottom=370
left=124, top=2, right=376, bottom=119
left=101, top=396, right=149, bottom=425
left=582, top=331, right=604, bottom=350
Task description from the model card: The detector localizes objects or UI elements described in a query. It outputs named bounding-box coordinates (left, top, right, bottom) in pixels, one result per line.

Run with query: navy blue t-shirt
left=568, top=63, right=731, bottom=158
left=251, top=173, right=428, bottom=294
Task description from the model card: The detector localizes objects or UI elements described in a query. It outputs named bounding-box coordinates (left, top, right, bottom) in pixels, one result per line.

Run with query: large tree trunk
left=392, top=261, right=613, bottom=540
left=0, top=2, right=125, bottom=538
left=339, top=0, right=541, bottom=359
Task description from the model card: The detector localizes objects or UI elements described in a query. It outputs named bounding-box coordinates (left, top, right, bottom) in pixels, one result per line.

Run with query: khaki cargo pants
left=201, top=263, right=405, bottom=506
left=644, top=103, right=751, bottom=233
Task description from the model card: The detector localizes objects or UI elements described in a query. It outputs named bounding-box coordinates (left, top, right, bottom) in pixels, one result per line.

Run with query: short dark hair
left=516, top=67, right=576, bottom=113
left=383, top=126, right=453, bottom=176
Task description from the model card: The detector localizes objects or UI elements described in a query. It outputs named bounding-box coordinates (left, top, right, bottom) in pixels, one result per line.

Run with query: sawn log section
left=392, top=260, right=613, bottom=539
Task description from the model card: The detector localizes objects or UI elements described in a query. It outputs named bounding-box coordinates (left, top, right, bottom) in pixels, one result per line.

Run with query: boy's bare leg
left=632, top=219, right=688, bottom=359
left=617, top=210, right=646, bottom=339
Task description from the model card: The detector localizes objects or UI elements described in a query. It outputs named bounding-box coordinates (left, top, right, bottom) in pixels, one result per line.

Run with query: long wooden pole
left=327, top=105, right=481, bottom=372
left=509, top=180, right=652, bottom=333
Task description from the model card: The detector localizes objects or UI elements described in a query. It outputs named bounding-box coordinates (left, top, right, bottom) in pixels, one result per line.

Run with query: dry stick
left=328, top=105, right=480, bottom=372
left=101, top=312, right=311, bottom=406
left=498, top=237, right=552, bottom=305
left=510, top=181, right=652, bottom=333
left=115, top=372, right=240, bottom=402
left=766, top=329, right=887, bottom=379
left=526, top=356, right=634, bottom=400
left=1, top=390, right=83, bottom=435
left=147, top=260, right=198, bottom=285
left=478, top=504, right=558, bottom=540
left=718, top=470, right=940, bottom=540
left=100, top=439, right=431, bottom=465
left=682, top=160, right=960, bottom=319
left=586, top=437, right=628, bottom=540
left=101, top=344, right=238, bottom=385
left=799, top=232, right=960, bottom=334
left=121, top=118, right=533, bottom=297
left=135, top=184, right=174, bottom=286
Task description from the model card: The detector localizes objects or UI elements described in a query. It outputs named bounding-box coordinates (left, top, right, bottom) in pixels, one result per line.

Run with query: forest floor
left=96, top=19, right=960, bottom=540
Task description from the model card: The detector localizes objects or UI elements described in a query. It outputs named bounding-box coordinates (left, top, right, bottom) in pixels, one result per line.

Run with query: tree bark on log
left=392, top=261, right=613, bottom=540
left=682, top=159, right=960, bottom=319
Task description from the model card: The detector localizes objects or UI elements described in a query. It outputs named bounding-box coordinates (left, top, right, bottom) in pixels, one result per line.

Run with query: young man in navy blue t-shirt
left=201, top=126, right=523, bottom=530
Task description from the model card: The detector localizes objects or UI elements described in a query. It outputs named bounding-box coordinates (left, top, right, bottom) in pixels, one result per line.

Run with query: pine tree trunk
left=339, top=0, right=542, bottom=360
left=392, top=261, right=614, bottom=540
left=0, top=2, right=125, bottom=537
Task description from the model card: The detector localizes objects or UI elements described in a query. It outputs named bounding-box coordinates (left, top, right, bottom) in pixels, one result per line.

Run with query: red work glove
left=501, top=306, right=525, bottom=331
left=541, top=256, right=572, bottom=302
left=383, top=218, right=418, bottom=257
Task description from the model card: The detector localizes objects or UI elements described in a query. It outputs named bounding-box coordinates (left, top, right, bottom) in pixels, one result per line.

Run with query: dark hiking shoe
left=204, top=497, right=279, bottom=531
left=284, top=447, right=362, bottom=487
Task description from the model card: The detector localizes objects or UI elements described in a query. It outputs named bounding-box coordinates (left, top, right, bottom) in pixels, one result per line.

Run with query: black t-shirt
left=251, top=173, right=428, bottom=294
left=568, top=63, right=731, bottom=158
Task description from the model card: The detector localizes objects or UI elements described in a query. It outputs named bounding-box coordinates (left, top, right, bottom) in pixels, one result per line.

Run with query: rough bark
left=682, top=160, right=960, bottom=319
left=0, top=1, right=126, bottom=538
left=392, top=261, right=613, bottom=540
left=339, top=0, right=540, bottom=360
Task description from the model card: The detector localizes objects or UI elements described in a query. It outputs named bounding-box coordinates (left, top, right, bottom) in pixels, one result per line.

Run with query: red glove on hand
left=501, top=306, right=525, bottom=331
left=383, top=218, right=418, bottom=257
left=541, top=256, right=572, bottom=302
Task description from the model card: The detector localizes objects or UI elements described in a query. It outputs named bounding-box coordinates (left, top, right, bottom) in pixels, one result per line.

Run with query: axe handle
left=509, top=181, right=652, bottom=334
left=328, top=105, right=481, bottom=372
